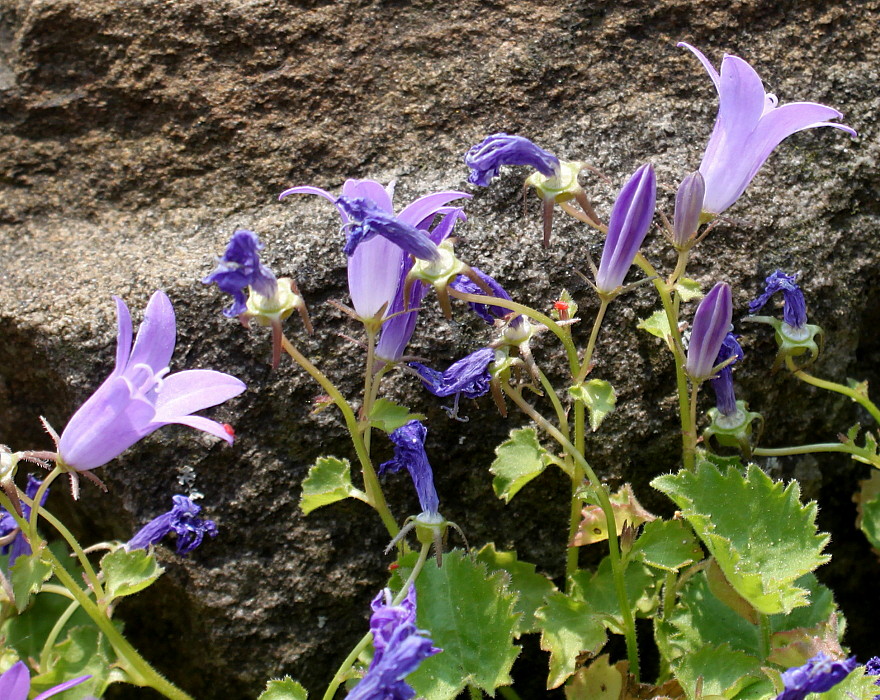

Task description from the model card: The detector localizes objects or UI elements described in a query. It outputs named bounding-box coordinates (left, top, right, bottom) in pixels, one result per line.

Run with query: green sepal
left=856, top=470, right=880, bottom=549
left=368, top=398, right=425, bottom=434
left=100, top=547, right=164, bottom=600
left=651, top=461, right=829, bottom=615
left=11, top=551, right=52, bottom=613
left=637, top=309, right=673, bottom=350
left=675, top=278, right=704, bottom=302
left=745, top=315, right=823, bottom=370
left=258, top=677, right=309, bottom=700
left=702, top=401, right=763, bottom=459
left=570, top=557, right=660, bottom=633
left=300, top=457, right=367, bottom=515
left=489, top=428, right=552, bottom=502
left=474, top=543, right=556, bottom=635
left=631, top=519, right=703, bottom=572
left=393, top=549, right=520, bottom=699
left=534, top=591, right=606, bottom=688
left=568, top=379, right=616, bottom=432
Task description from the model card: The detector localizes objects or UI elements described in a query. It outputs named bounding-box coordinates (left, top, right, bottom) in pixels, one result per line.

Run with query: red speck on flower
left=553, top=301, right=569, bottom=312
left=222, top=423, right=235, bottom=438
left=388, top=562, right=399, bottom=572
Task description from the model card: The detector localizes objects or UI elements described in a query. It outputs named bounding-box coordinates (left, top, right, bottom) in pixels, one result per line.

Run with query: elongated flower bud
left=595, top=164, right=656, bottom=294
left=673, top=171, right=705, bottom=248
left=686, top=282, right=732, bottom=380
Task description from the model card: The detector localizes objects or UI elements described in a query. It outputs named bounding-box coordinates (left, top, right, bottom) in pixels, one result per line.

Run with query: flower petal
left=112, top=296, right=133, bottom=375
left=33, top=674, right=92, bottom=700
left=0, top=661, right=31, bottom=700
left=678, top=42, right=721, bottom=92
left=348, top=235, right=406, bottom=319
left=128, top=291, right=176, bottom=372
left=277, top=184, right=336, bottom=203
left=397, top=191, right=471, bottom=227
left=341, top=179, right=395, bottom=212
left=151, top=370, right=246, bottom=422
left=160, top=414, right=236, bottom=444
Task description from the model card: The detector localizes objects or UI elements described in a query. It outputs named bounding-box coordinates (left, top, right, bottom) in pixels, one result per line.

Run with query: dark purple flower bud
left=595, top=164, right=657, bottom=294
left=686, top=282, right=733, bottom=380
left=672, top=171, right=705, bottom=247
left=347, top=586, right=440, bottom=700
left=337, top=196, right=440, bottom=262
left=126, top=495, right=218, bottom=555
left=380, top=421, right=439, bottom=516
left=465, top=133, right=560, bottom=187
left=709, top=333, right=743, bottom=416
left=203, top=230, right=277, bottom=318
left=776, top=653, right=858, bottom=700
left=450, top=267, right=521, bottom=327
left=410, top=347, right=495, bottom=400
left=749, top=270, right=807, bottom=329
left=0, top=475, right=48, bottom=568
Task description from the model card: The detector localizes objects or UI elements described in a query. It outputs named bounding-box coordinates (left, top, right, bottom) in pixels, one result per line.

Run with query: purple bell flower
left=202, top=230, right=277, bottom=318
left=57, top=291, right=246, bottom=471
left=709, top=333, right=743, bottom=416
left=0, top=475, right=48, bottom=569
left=775, top=653, right=858, bottom=700
left=595, top=164, right=657, bottom=295
left=749, top=270, right=807, bottom=329
left=450, top=267, right=521, bottom=327
left=680, top=43, right=856, bottom=215
left=686, top=282, right=733, bottom=381
left=380, top=420, right=439, bottom=516
left=126, top=495, right=218, bottom=555
left=410, top=347, right=495, bottom=400
left=347, top=585, right=440, bottom=700
left=465, top=133, right=560, bottom=187
left=0, top=661, right=91, bottom=700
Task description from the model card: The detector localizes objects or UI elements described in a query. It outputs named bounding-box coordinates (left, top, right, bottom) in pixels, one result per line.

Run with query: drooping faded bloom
left=709, top=332, right=743, bottom=416
left=126, top=495, right=218, bottom=555
left=449, top=267, right=522, bottom=327
left=749, top=270, right=807, bottom=329
left=336, top=196, right=441, bottom=261
left=866, top=656, right=880, bottom=698
left=410, top=347, right=495, bottom=401
left=680, top=43, right=856, bottom=215
left=0, top=661, right=91, bottom=700
left=775, top=653, right=857, bottom=700
left=202, top=230, right=277, bottom=317
left=685, top=282, right=732, bottom=381
left=380, top=420, right=439, bottom=516
left=57, top=292, right=246, bottom=471
left=347, top=585, right=440, bottom=700
left=465, top=133, right=560, bottom=186
left=595, top=164, right=657, bottom=294
left=0, top=475, right=48, bottom=568
left=672, top=171, right=706, bottom=248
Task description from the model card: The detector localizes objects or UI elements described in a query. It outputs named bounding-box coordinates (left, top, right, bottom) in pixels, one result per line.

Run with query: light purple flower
left=464, top=133, right=560, bottom=186
left=202, top=230, right=277, bottom=317
left=0, top=476, right=48, bottom=568
left=595, top=164, right=657, bottom=294
left=347, top=585, right=440, bottom=700
left=686, top=282, right=733, bottom=380
left=709, top=332, right=743, bottom=416
left=680, top=43, right=856, bottom=215
left=57, top=291, right=246, bottom=471
left=0, top=661, right=91, bottom=700
left=380, top=420, right=439, bottom=516
left=749, top=270, right=807, bottom=329
left=776, top=653, right=857, bottom=700
left=410, top=347, right=495, bottom=400
left=126, top=495, right=218, bottom=555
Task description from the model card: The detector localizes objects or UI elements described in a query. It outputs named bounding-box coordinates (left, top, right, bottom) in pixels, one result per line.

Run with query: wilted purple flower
left=0, top=476, right=48, bottom=568
left=709, top=333, right=743, bottom=416
left=680, top=43, right=856, bottom=215
left=866, top=656, right=880, bottom=699
left=347, top=585, right=440, bottom=700
left=775, top=653, right=857, bottom=700
left=595, top=164, right=657, bottom=294
left=336, top=196, right=441, bottom=261
left=410, top=347, right=495, bottom=400
left=202, top=230, right=277, bottom=317
left=672, top=171, right=706, bottom=247
left=0, top=661, right=91, bottom=700
left=450, top=267, right=521, bottom=327
left=749, top=270, right=807, bottom=329
left=686, top=282, right=733, bottom=380
left=57, top=292, right=246, bottom=471
left=380, top=421, right=439, bottom=516
left=465, top=133, right=560, bottom=186
left=126, top=495, right=218, bottom=555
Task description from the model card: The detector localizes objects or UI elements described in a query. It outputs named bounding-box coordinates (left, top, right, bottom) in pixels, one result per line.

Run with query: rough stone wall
left=0, top=0, right=878, bottom=697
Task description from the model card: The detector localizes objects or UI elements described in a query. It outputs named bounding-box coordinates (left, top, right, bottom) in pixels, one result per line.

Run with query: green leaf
left=571, top=484, right=656, bottom=546
left=568, top=380, right=617, bottom=432
left=300, top=457, right=366, bottom=515
left=652, top=462, right=829, bottom=615
left=535, top=591, right=606, bottom=688
left=258, top=677, right=309, bottom=700
left=672, top=644, right=764, bottom=699
left=637, top=309, right=673, bottom=349
left=474, top=543, right=556, bottom=635
left=11, top=552, right=52, bottom=613
left=100, top=547, right=164, bottom=600
left=31, top=625, right=128, bottom=698
left=856, top=470, right=880, bottom=549
left=570, top=558, right=660, bottom=633
left=631, top=519, right=702, bottom=572
left=368, top=398, right=425, bottom=434
left=403, top=550, right=520, bottom=699
left=675, top=277, right=704, bottom=302
left=489, top=428, right=551, bottom=503
left=815, top=665, right=880, bottom=700
left=564, top=655, right=624, bottom=700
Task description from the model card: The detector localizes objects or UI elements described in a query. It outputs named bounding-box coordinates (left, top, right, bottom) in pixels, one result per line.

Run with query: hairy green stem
left=575, top=299, right=609, bottom=384
left=40, top=597, right=81, bottom=669
left=754, top=442, right=880, bottom=468
left=786, top=356, right=880, bottom=425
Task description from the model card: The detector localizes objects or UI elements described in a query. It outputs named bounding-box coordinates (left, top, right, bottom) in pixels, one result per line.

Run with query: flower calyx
left=526, top=160, right=603, bottom=246
left=242, top=277, right=313, bottom=369
left=745, top=316, right=824, bottom=372
left=702, top=400, right=764, bottom=458
left=405, top=241, right=492, bottom=320
left=385, top=510, right=468, bottom=568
